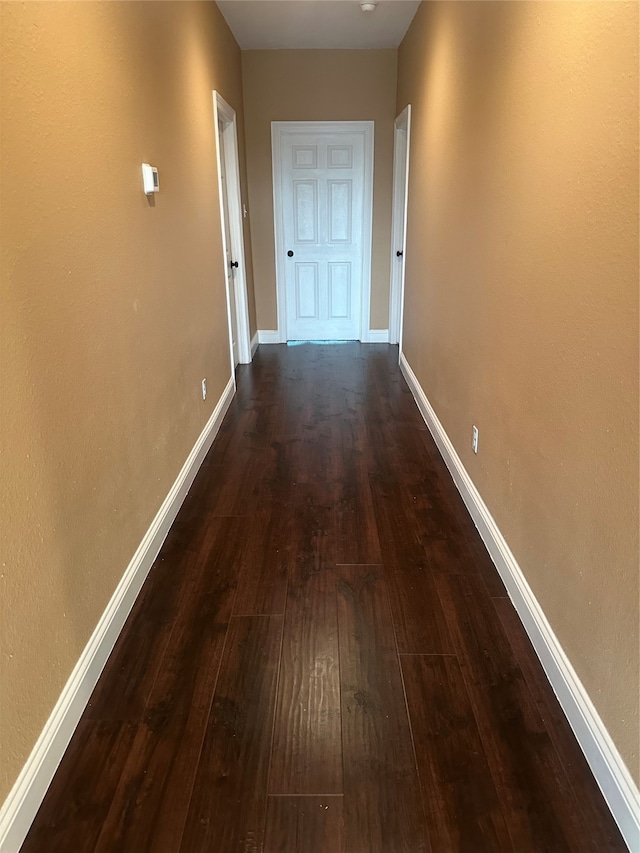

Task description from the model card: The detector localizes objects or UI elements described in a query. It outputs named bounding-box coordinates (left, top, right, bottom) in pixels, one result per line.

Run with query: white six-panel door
left=273, top=122, right=374, bottom=341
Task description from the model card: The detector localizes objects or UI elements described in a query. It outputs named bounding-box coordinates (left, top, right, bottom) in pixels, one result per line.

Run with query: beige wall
left=398, top=1, right=639, bottom=781
left=241, top=49, right=397, bottom=331
left=0, top=1, right=255, bottom=801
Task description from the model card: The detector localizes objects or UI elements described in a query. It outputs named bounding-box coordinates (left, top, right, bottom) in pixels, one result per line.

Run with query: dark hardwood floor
left=23, top=344, right=626, bottom=852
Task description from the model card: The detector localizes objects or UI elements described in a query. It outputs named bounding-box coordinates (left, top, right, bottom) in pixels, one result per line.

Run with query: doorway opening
left=213, top=91, right=252, bottom=375
left=272, top=121, right=374, bottom=343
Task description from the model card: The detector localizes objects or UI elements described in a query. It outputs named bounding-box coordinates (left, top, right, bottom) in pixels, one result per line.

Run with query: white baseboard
left=367, top=329, right=389, bottom=343
left=0, top=376, right=235, bottom=853
left=257, top=330, right=282, bottom=345
left=250, top=331, right=259, bottom=357
left=399, top=351, right=640, bottom=853
left=257, top=330, right=391, bottom=345
left=251, top=329, right=389, bottom=346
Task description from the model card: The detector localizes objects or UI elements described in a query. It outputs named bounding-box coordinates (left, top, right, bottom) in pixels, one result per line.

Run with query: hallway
left=23, top=345, right=625, bottom=852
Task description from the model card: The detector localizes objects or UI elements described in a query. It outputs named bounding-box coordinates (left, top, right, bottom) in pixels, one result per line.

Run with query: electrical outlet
left=201, top=379, right=207, bottom=401
left=472, top=425, right=479, bottom=454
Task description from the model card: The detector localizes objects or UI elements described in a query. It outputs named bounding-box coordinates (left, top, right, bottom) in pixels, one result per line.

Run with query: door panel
left=293, top=145, right=318, bottom=168
left=328, top=145, right=353, bottom=169
left=328, top=181, right=352, bottom=243
left=279, top=129, right=367, bottom=341
left=328, top=263, right=351, bottom=319
left=294, top=181, right=318, bottom=243
left=296, top=263, right=319, bottom=320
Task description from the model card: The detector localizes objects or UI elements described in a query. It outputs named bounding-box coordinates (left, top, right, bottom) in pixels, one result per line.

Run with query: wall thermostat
left=142, top=163, right=159, bottom=194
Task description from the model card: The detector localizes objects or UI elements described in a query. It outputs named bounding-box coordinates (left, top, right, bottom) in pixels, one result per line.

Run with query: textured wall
left=398, top=1, right=639, bottom=781
left=0, top=1, right=254, bottom=801
left=241, top=49, right=397, bottom=332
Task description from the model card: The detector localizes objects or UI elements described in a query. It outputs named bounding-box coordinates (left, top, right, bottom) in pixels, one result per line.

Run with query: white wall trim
left=0, top=376, right=235, bottom=853
left=271, top=120, right=374, bottom=344
left=250, top=330, right=259, bottom=357
left=399, top=351, right=640, bottom=853
left=257, top=330, right=282, bottom=345
left=258, top=329, right=389, bottom=345
left=368, top=329, right=389, bottom=343
left=359, top=122, right=375, bottom=343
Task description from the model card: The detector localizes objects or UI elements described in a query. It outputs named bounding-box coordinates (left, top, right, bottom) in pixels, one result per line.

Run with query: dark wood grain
left=290, top=424, right=335, bottom=483
left=290, top=482, right=340, bottom=575
left=84, top=527, right=196, bottom=721
left=191, top=444, right=265, bottom=517
left=493, top=597, right=628, bottom=852
left=368, top=474, right=427, bottom=572
left=337, top=565, right=431, bottom=853
left=233, top=507, right=292, bottom=616
left=82, top=585, right=175, bottom=723
left=264, top=796, right=344, bottom=853
left=269, top=565, right=342, bottom=795
left=333, top=414, right=383, bottom=564
left=92, top=516, right=245, bottom=852
left=335, top=473, right=382, bottom=565
left=20, top=721, right=138, bottom=853
left=401, top=654, right=512, bottom=852
left=261, top=437, right=299, bottom=486
left=24, top=343, right=626, bottom=853
left=435, top=573, right=592, bottom=852
left=179, top=614, right=283, bottom=853
left=387, top=570, right=453, bottom=655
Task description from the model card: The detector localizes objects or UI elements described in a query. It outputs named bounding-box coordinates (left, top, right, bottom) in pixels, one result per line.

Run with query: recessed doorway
left=272, top=121, right=374, bottom=342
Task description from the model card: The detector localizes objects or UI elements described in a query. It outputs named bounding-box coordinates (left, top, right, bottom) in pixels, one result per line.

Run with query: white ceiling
left=216, top=1, right=421, bottom=50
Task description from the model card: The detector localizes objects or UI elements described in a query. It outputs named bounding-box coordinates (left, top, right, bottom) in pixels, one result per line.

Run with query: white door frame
left=213, top=91, right=252, bottom=374
left=388, top=105, right=412, bottom=351
left=272, top=120, right=374, bottom=342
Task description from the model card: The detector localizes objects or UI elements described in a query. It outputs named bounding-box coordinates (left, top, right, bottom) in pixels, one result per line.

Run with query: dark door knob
left=396, top=250, right=403, bottom=257
left=230, top=260, right=239, bottom=268
left=287, top=250, right=294, bottom=257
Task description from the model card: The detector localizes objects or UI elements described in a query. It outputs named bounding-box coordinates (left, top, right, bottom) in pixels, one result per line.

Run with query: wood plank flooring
left=23, top=344, right=626, bottom=852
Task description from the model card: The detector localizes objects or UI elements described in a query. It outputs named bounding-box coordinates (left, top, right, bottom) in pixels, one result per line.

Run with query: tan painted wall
left=241, top=49, right=397, bottom=332
left=0, top=1, right=255, bottom=801
left=398, top=1, right=639, bottom=781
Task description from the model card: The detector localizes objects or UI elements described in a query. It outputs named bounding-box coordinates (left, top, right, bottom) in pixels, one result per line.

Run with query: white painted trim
left=271, top=121, right=374, bottom=343
left=399, top=352, right=640, bottom=853
left=360, top=124, right=375, bottom=343
left=271, top=124, right=287, bottom=344
left=213, top=91, right=251, bottom=368
left=250, top=330, right=259, bottom=357
left=257, top=329, right=282, bottom=345
left=260, top=329, right=389, bottom=345
left=389, top=105, right=412, bottom=349
left=368, top=329, right=389, bottom=343
left=0, top=377, right=235, bottom=853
